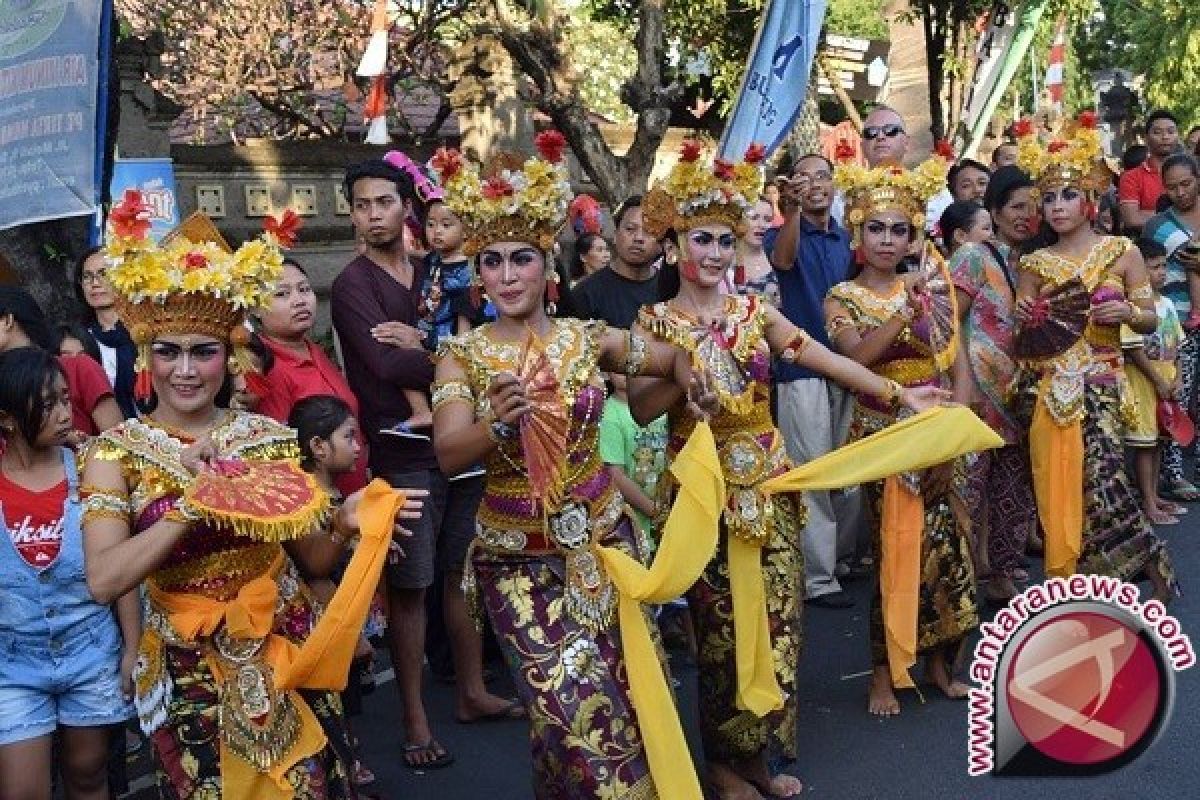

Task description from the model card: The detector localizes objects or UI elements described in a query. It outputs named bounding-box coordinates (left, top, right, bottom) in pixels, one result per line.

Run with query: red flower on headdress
left=264, top=209, right=302, bottom=249
left=1011, top=117, right=1034, bottom=138
left=1078, top=110, right=1098, bottom=129
left=713, top=158, right=735, bottom=181
left=834, top=138, right=856, bottom=163
left=183, top=252, right=208, bottom=271
left=534, top=130, right=568, bottom=164
left=109, top=189, right=151, bottom=240
left=933, top=138, right=955, bottom=160
left=430, top=147, right=463, bottom=181
left=1048, top=140, right=1068, bottom=154
left=680, top=139, right=703, bottom=163
left=482, top=175, right=515, bottom=200
left=743, top=143, right=767, bottom=165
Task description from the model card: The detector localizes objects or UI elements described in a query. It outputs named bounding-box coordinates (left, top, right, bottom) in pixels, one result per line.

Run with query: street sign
left=817, top=35, right=891, bottom=104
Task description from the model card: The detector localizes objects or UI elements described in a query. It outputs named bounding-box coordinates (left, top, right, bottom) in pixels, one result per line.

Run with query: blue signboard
left=110, top=158, right=181, bottom=242
left=0, top=0, right=107, bottom=230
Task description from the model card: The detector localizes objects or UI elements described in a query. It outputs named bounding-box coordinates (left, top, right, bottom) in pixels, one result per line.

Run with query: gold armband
left=623, top=330, right=649, bottom=378
left=80, top=487, right=130, bottom=523
left=878, top=378, right=903, bottom=404
left=432, top=380, right=474, bottom=411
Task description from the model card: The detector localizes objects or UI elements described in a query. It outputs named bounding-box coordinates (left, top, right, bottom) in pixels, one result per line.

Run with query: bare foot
left=455, top=692, right=526, bottom=723
left=757, top=773, right=803, bottom=798
left=868, top=665, right=900, bottom=716
left=926, top=652, right=969, bottom=700
left=731, top=754, right=803, bottom=798
left=707, top=761, right=763, bottom=800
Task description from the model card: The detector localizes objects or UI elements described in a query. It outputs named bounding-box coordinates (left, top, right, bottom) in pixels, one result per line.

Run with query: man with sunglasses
left=860, top=106, right=910, bottom=168
left=766, top=154, right=861, bottom=609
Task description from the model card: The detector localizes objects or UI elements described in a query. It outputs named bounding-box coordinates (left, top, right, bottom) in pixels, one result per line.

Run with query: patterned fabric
left=735, top=267, right=781, bottom=308
left=963, top=445, right=1037, bottom=577
left=827, top=279, right=979, bottom=664
left=639, top=294, right=805, bottom=766
left=688, top=496, right=803, bottom=763
left=474, top=522, right=658, bottom=800
left=1161, top=330, right=1200, bottom=482
left=1014, top=370, right=1177, bottom=589
left=950, top=242, right=1021, bottom=443
left=84, top=412, right=358, bottom=800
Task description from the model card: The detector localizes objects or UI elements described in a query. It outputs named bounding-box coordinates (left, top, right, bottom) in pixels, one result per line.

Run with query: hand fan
left=1013, top=277, right=1090, bottom=360
left=912, top=241, right=959, bottom=372
left=516, top=329, right=571, bottom=507
left=183, top=459, right=331, bottom=542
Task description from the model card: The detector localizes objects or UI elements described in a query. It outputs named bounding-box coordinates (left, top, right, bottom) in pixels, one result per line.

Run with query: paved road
left=125, top=511, right=1200, bottom=798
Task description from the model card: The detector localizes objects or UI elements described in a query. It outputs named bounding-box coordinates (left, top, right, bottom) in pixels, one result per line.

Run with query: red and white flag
left=358, top=0, right=391, bottom=144
left=1044, top=15, right=1067, bottom=111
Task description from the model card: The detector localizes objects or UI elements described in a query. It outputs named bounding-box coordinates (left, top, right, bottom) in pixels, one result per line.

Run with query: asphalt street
left=124, top=500, right=1200, bottom=799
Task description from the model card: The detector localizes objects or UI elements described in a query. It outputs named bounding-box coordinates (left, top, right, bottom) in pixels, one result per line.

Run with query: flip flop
left=1147, top=510, right=1180, bottom=526
left=381, top=422, right=432, bottom=442
left=455, top=698, right=526, bottom=724
left=1162, top=479, right=1200, bottom=502
left=402, top=740, right=455, bottom=770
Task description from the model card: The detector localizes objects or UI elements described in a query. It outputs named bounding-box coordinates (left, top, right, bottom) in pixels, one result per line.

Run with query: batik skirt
left=473, top=517, right=659, bottom=800
left=688, top=494, right=804, bottom=765
left=864, top=481, right=979, bottom=667
left=963, top=444, right=1038, bottom=577
left=146, top=645, right=358, bottom=800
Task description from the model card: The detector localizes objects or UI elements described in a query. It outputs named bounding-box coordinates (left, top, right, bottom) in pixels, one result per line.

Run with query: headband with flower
left=1014, top=111, right=1109, bottom=194
left=833, top=154, right=949, bottom=248
left=641, top=141, right=766, bottom=240
left=383, top=150, right=445, bottom=204
left=103, top=191, right=296, bottom=399
left=433, top=131, right=574, bottom=257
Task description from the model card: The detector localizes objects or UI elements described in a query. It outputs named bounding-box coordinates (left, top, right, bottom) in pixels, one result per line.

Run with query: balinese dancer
left=629, top=141, right=989, bottom=798
left=81, top=199, right=423, bottom=800
left=430, top=132, right=725, bottom=800
left=1011, top=112, right=1177, bottom=602
left=825, top=156, right=982, bottom=718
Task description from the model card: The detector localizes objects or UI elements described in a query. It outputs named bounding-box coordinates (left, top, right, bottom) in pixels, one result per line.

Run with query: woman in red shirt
left=255, top=259, right=369, bottom=494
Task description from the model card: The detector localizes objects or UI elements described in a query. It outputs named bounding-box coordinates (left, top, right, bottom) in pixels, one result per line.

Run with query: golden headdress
left=834, top=156, right=949, bottom=248
left=641, top=140, right=766, bottom=240
left=434, top=131, right=574, bottom=257
left=1014, top=111, right=1110, bottom=194
left=103, top=191, right=297, bottom=398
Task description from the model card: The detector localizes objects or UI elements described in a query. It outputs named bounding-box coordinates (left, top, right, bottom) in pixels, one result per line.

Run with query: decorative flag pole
left=357, top=0, right=391, bottom=145
left=1043, top=14, right=1067, bottom=114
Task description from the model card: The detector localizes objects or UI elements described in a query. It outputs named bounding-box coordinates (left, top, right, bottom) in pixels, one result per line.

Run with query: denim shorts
left=0, top=620, right=134, bottom=745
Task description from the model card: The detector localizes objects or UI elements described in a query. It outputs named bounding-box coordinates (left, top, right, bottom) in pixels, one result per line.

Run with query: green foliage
left=1075, top=0, right=1200, bottom=127
left=824, top=0, right=888, bottom=40
left=564, top=11, right=638, bottom=123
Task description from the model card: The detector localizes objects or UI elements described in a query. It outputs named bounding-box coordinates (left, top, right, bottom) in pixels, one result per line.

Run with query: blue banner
left=110, top=158, right=181, bottom=242
left=718, top=0, right=827, bottom=160
left=0, top=0, right=104, bottom=230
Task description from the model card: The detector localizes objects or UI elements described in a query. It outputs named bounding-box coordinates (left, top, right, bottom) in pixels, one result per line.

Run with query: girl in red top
left=253, top=259, right=369, bottom=493
left=0, top=347, right=137, bottom=798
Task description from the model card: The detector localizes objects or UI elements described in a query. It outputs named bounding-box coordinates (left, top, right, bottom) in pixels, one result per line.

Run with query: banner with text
left=719, top=0, right=827, bottom=160
left=110, top=158, right=180, bottom=242
left=0, top=0, right=104, bottom=230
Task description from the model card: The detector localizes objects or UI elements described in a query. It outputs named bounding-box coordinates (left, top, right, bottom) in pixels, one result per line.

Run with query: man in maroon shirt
left=332, top=159, right=517, bottom=770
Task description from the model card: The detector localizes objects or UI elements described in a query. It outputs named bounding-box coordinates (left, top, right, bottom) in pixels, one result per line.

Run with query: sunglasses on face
left=863, top=124, right=905, bottom=141
left=864, top=221, right=912, bottom=238
left=688, top=231, right=737, bottom=250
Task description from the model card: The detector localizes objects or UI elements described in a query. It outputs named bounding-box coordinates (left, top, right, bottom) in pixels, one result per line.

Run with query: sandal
left=1147, top=510, right=1180, bottom=525
left=1162, top=479, right=1200, bottom=502
left=402, top=740, right=455, bottom=770
left=353, top=761, right=376, bottom=786
left=1159, top=500, right=1188, bottom=515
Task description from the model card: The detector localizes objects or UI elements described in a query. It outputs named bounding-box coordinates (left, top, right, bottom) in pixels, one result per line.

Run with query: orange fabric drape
left=1029, top=402, right=1084, bottom=577
left=149, top=479, right=405, bottom=800
left=880, top=476, right=925, bottom=689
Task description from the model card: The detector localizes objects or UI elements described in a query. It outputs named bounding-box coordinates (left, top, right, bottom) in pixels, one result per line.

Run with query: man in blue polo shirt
left=766, top=152, right=859, bottom=608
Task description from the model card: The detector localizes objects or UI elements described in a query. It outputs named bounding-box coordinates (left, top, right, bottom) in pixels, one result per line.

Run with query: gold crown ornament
left=641, top=141, right=766, bottom=240
left=103, top=191, right=299, bottom=399
left=1013, top=111, right=1110, bottom=195
left=434, top=131, right=574, bottom=257
left=833, top=155, right=949, bottom=249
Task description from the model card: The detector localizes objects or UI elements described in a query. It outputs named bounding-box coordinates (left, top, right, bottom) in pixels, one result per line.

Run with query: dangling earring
left=854, top=246, right=867, bottom=267
left=134, top=346, right=153, bottom=402
left=1083, top=199, right=1097, bottom=222
left=546, top=270, right=561, bottom=316
left=469, top=276, right=485, bottom=309
left=734, top=263, right=746, bottom=287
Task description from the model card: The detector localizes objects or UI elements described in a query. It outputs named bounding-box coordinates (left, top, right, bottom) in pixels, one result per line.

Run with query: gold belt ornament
left=719, top=432, right=784, bottom=543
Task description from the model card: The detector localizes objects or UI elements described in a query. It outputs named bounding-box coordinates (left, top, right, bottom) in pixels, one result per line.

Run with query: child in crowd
left=599, top=372, right=668, bottom=553
left=289, top=394, right=387, bottom=789
left=0, top=347, right=135, bottom=799
left=1123, top=239, right=1186, bottom=524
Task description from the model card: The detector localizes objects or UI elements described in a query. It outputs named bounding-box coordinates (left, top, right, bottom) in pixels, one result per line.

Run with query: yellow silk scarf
left=1029, top=401, right=1083, bottom=577
left=596, top=422, right=724, bottom=800
left=748, top=405, right=1004, bottom=708
left=150, top=479, right=405, bottom=800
